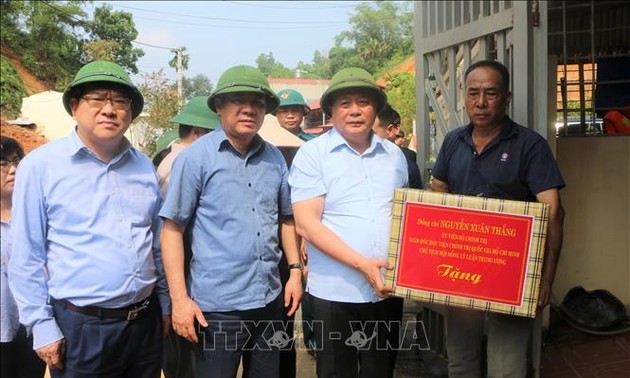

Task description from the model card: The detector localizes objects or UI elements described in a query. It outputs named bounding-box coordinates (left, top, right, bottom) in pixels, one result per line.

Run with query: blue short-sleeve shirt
left=159, top=127, right=291, bottom=312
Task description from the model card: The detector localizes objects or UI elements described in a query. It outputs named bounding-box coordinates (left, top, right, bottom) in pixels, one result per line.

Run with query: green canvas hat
left=154, top=129, right=179, bottom=156
left=273, top=89, right=310, bottom=115
left=320, top=67, right=386, bottom=117
left=208, top=65, right=279, bottom=114
left=170, top=96, right=219, bottom=130
left=62, top=61, right=144, bottom=119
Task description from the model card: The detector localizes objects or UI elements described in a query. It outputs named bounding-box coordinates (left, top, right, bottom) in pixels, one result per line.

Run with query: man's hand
left=171, top=296, right=207, bottom=343
left=357, top=258, right=394, bottom=298
left=284, top=270, right=304, bottom=317
left=36, top=338, right=65, bottom=370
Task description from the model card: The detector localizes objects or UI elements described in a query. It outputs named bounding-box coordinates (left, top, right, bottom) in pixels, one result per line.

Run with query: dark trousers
left=162, top=327, right=195, bottom=378
left=301, top=288, right=318, bottom=350
left=195, top=294, right=284, bottom=378
left=0, top=325, right=46, bottom=378
left=50, top=297, right=162, bottom=378
left=309, top=294, right=403, bottom=378
left=278, top=256, right=296, bottom=378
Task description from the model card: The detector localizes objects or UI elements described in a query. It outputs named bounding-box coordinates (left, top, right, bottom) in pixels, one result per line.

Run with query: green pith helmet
left=154, top=129, right=179, bottom=157
left=170, top=96, right=219, bottom=130
left=208, top=65, right=279, bottom=114
left=272, top=89, right=311, bottom=115
left=62, top=61, right=144, bottom=119
left=320, top=67, right=387, bottom=117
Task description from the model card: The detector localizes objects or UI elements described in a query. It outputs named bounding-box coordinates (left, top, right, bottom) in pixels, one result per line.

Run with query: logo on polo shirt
left=500, top=152, right=509, bottom=162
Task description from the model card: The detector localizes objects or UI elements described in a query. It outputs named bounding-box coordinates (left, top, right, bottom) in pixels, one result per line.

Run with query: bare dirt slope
left=1, top=43, right=49, bottom=94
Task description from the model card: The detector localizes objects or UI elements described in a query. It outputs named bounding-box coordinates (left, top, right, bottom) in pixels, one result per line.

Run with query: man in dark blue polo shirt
left=430, top=60, right=565, bottom=378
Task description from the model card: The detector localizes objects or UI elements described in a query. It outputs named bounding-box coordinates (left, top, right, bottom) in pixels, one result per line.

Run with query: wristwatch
left=288, top=263, right=303, bottom=271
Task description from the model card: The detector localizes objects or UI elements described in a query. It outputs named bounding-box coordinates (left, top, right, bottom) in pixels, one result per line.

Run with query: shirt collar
left=67, top=126, right=133, bottom=161
left=461, top=116, right=519, bottom=143
left=327, top=128, right=387, bottom=155
left=215, top=123, right=265, bottom=157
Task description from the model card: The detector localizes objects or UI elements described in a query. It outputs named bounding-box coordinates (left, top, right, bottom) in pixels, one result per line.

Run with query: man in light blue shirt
left=289, top=67, right=408, bottom=377
left=9, top=61, right=168, bottom=378
left=160, top=65, right=302, bottom=378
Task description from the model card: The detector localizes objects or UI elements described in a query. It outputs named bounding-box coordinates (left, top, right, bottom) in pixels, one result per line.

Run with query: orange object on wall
left=603, top=106, right=630, bottom=134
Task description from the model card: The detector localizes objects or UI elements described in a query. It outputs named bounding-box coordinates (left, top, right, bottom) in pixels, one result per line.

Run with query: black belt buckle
left=126, top=299, right=150, bottom=321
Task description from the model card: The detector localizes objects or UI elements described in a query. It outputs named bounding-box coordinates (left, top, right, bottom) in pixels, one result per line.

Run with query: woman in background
left=0, top=136, right=45, bottom=378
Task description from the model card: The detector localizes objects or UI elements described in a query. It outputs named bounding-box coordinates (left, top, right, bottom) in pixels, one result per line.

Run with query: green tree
left=136, top=69, right=180, bottom=155
left=0, top=56, right=27, bottom=118
left=1, top=1, right=87, bottom=89
left=296, top=51, right=332, bottom=79
left=1, top=1, right=144, bottom=95
left=169, top=46, right=190, bottom=72
left=316, top=1, right=413, bottom=76
left=87, top=4, right=144, bottom=74
left=256, top=52, right=295, bottom=78
left=181, top=74, right=213, bottom=101
left=385, top=72, right=416, bottom=136
left=82, top=39, right=121, bottom=62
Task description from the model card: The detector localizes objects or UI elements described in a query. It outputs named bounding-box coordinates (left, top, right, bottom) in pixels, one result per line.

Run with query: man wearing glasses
left=9, top=61, right=168, bottom=377
left=160, top=65, right=302, bottom=378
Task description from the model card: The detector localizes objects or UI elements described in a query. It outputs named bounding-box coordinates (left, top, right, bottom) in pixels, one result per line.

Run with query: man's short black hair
left=377, top=103, right=401, bottom=126
left=179, top=124, right=194, bottom=139
left=464, top=60, right=510, bottom=94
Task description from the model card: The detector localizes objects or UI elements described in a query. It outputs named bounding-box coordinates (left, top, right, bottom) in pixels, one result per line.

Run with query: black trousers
left=50, top=297, right=162, bottom=378
left=309, top=294, right=403, bottom=378
left=278, top=256, right=296, bottom=378
left=162, top=327, right=196, bottom=378
left=0, top=325, right=46, bottom=378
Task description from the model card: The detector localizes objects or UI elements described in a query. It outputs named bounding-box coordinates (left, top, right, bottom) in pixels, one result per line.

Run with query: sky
left=95, top=1, right=365, bottom=85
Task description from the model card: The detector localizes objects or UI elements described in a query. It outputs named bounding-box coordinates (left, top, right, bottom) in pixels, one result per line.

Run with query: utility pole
left=177, top=47, right=183, bottom=108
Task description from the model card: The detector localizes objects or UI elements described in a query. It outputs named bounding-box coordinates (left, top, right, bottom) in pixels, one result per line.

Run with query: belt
left=52, top=297, right=152, bottom=321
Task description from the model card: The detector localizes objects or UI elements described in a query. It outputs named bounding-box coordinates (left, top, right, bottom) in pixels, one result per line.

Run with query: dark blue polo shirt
left=432, top=117, right=565, bottom=201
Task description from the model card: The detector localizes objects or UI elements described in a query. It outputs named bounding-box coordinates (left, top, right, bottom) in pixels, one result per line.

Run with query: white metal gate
left=414, top=0, right=550, bottom=179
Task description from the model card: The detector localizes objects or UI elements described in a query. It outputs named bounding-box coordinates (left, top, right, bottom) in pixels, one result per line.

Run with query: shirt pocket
left=126, top=188, right=158, bottom=226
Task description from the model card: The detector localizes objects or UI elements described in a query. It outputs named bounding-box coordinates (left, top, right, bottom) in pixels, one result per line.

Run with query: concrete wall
left=554, top=135, right=630, bottom=313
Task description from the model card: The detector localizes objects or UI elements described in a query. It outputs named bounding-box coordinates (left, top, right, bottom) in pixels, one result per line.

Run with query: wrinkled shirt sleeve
left=9, top=158, right=64, bottom=350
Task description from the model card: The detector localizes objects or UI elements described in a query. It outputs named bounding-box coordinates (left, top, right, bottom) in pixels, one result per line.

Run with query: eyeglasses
left=0, top=157, right=21, bottom=171
left=81, top=91, right=132, bottom=111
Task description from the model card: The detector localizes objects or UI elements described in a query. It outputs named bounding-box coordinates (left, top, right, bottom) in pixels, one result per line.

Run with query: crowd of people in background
left=1, top=58, right=564, bottom=378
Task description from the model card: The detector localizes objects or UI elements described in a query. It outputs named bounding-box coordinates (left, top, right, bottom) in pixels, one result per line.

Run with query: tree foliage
left=255, top=1, right=414, bottom=82
left=330, top=1, right=413, bottom=76
left=296, top=50, right=332, bottom=79
left=0, top=56, right=27, bottom=118
left=1, top=1, right=87, bottom=89
left=86, top=4, right=144, bottom=74
left=181, top=74, right=214, bottom=101
left=136, top=69, right=180, bottom=155
left=169, top=46, right=190, bottom=72
left=256, top=52, right=295, bottom=78
left=384, top=72, right=416, bottom=136
left=1, top=1, right=144, bottom=92
left=82, top=39, right=121, bottom=62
